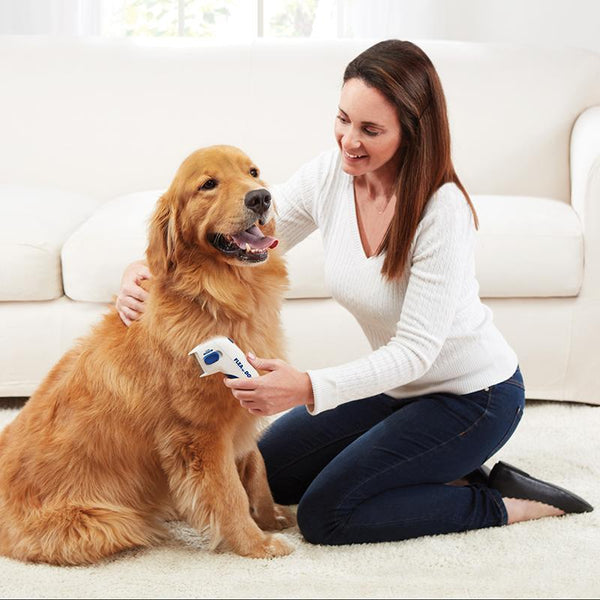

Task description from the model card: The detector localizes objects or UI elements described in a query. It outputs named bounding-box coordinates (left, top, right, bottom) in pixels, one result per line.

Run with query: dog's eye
left=249, top=168, right=259, bottom=178
left=200, top=179, right=218, bottom=191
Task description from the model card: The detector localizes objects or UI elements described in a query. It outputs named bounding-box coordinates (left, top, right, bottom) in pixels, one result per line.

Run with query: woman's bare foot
left=503, top=496, right=565, bottom=524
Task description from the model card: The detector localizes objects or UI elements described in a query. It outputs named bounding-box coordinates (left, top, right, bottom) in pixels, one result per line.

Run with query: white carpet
left=1, top=399, right=598, bottom=599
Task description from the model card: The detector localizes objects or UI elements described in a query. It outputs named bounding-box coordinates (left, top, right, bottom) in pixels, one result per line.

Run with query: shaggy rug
left=0, top=399, right=598, bottom=599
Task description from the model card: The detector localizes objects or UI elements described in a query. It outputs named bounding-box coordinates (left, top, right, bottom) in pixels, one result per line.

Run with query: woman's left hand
left=223, top=353, right=314, bottom=416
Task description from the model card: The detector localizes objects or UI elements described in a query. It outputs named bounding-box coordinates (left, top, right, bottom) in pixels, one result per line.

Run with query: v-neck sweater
left=273, top=149, right=518, bottom=415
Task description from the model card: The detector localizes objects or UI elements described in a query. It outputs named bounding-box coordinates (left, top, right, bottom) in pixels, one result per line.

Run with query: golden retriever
left=0, top=145, right=295, bottom=565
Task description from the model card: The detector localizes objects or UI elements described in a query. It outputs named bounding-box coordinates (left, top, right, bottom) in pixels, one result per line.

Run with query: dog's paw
left=250, top=533, right=294, bottom=558
left=252, top=503, right=296, bottom=531
left=273, top=504, right=296, bottom=529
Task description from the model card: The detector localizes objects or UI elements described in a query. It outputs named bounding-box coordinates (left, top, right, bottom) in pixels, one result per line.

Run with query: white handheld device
left=188, top=336, right=259, bottom=379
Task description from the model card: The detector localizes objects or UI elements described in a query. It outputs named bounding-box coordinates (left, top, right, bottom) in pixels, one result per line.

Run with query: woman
left=117, top=40, right=592, bottom=545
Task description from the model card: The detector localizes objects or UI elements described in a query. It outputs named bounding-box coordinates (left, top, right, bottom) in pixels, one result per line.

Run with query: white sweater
left=273, top=149, right=518, bottom=415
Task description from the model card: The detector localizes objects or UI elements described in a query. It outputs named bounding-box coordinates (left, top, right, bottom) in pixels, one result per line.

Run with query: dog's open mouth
left=209, top=224, right=279, bottom=263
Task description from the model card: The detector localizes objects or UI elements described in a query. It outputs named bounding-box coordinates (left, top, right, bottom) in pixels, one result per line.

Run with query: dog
left=0, top=145, right=295, bottom=565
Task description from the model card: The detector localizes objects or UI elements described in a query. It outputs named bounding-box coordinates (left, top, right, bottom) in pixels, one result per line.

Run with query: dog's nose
left=244, top=189, right=271, bottom=216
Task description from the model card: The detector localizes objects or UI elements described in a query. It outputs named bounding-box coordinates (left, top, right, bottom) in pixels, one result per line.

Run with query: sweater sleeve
left=271, top=150, right=337, bottom=254
left=306, top=187, right=476, bottom=415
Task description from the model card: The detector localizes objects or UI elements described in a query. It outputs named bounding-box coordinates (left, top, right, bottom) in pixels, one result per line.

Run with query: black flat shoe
left=464, top=465, right=491, bottom=485
left=488, top=461, right=594, bottom=514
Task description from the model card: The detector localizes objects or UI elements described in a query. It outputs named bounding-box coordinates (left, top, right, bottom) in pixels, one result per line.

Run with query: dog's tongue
left=232, top=225, right=278, bottom=251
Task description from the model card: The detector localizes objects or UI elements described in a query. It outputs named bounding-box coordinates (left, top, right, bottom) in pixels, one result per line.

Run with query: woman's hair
left=343, top=39, right=478, bottom=281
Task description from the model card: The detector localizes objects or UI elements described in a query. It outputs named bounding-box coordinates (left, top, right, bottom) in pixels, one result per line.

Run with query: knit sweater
left=273, top=149, right=518, bottom=415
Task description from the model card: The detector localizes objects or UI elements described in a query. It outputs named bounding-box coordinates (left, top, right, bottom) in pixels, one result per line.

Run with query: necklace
left=375, top=199, right=393, bottom=214
left=371, top=195, right=396, bottom=215
left=353, top=178, right=396, bottom=215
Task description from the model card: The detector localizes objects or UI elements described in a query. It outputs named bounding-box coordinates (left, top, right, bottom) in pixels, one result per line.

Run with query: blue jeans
left=258, top=366, right=525, bottom=545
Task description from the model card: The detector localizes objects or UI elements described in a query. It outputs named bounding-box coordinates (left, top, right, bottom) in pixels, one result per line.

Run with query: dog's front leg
left=237, top=447, right=296, bottom=531
left=157, top=428, right=294, bottom=558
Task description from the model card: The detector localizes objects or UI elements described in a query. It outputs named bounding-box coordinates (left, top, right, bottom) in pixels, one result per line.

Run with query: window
left=101, top=0, right=328, bottom=39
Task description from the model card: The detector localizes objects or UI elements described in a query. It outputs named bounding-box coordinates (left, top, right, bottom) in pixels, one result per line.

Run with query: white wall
left=342, top=0, right=600, bottom=53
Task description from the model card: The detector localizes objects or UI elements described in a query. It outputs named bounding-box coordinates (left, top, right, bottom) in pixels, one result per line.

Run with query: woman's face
left=334, top=77, right=401, bottom=179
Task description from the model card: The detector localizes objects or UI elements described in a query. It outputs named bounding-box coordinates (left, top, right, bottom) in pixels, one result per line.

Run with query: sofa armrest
left=571, top=105, right=600, bottom=297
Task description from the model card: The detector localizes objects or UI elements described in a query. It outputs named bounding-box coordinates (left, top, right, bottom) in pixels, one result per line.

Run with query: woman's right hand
left=116, top=261, right=152, bottom=326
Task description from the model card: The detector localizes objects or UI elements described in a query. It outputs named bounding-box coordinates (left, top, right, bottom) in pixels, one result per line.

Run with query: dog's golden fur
left=0, top=145, right=295, bottom=565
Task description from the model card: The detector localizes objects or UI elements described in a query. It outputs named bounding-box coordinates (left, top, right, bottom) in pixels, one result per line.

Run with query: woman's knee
left=267, top=475, right=304, bottom=506
left=296, top=488, right=340, bottom=545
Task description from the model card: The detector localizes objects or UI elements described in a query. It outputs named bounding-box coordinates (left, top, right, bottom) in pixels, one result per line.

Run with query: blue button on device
left=203, top=351, right=221, bottom=366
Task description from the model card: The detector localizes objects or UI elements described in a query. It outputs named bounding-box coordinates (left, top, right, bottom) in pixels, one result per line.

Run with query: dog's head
left=147, top=145, right=279, bottom=276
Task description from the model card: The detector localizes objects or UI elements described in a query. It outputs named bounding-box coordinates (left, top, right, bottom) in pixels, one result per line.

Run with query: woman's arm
left=270, top=150, right=336, bottom=254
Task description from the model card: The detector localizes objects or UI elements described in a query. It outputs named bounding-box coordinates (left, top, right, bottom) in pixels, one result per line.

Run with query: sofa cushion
left=62, top=191, right=162, bottom=303
left=0, top=185, right=100, bottom=301
left=473, top=195, right=583, bottom=297
left=61, top=191, right=583, bottom=303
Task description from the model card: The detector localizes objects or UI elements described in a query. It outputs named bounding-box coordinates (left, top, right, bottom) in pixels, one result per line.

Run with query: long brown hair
left=343, top=40, right=478, bottom=281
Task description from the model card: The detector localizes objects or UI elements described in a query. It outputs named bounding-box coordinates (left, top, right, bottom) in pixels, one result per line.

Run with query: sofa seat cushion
left=473, top=195, right=583, bottom=297
left=0, top=185, right=100, bottom=301
left=61, top=191, right=583, bottom=303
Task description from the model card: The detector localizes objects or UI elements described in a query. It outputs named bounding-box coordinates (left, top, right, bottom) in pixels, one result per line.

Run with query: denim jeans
left=258, top=366, right=525, bottom=545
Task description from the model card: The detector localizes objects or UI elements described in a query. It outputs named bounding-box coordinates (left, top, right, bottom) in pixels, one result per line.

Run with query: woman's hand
left=224, top=353, right=315, bottom=416
left=116, top=261, right=152, bottom=326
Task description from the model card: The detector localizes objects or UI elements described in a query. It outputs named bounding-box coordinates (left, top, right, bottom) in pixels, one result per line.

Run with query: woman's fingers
left=122, top=284, right=149, bottom=303
left=136, top=264, right=152, bottom=282
left=230, top=387, right=258, bottom=402
left=118, top=311, right=132, bottom=327
left=120, top=295, right=146, bottom=313
left=239, top=398, right=264, bottom=415
left=116, top=302, right=141, bottom=326
left=224, top=377, right=258, bottom=391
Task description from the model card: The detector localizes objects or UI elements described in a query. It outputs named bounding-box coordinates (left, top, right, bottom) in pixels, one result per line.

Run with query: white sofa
left=1, top=36, right=599, bottom=404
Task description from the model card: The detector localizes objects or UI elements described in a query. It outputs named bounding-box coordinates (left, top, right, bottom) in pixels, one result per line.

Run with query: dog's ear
left=146, top=193, right=178, bottom=276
